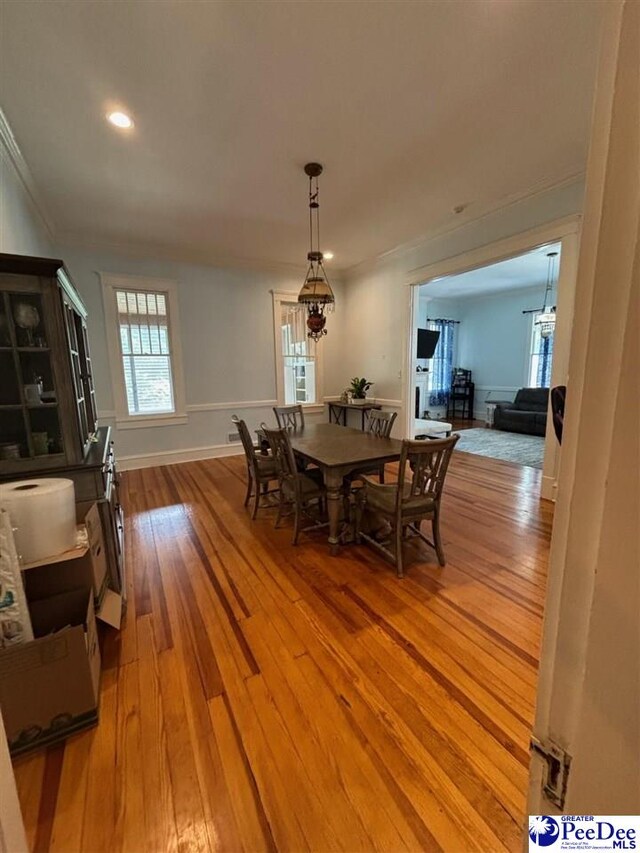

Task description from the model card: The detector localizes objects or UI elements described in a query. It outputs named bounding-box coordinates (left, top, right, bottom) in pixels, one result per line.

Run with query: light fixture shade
left=535, top=309, right=556, bottom=339
left=298, top=275, right=335, bottom=305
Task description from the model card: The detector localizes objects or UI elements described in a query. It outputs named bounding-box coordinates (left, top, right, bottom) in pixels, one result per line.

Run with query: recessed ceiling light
left=107, top=111, right=134, bottom=129
left=323, top=251, right=334, bottom=260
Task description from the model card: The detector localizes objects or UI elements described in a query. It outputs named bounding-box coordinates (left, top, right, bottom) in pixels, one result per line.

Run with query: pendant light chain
left=535, top=250, right=558, bottom=339
left=309, top=175, right=313, bottom=254
left=316, top=176, right=321, bottom=259
left=297, top=163, right=336, bottom=342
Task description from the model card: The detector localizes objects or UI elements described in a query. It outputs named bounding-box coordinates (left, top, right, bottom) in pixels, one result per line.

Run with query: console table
left=327, top=401, right=382, bottom=431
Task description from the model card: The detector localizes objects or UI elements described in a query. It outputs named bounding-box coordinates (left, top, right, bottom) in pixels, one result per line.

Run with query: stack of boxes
left=0, top=502, right=121, bottom=755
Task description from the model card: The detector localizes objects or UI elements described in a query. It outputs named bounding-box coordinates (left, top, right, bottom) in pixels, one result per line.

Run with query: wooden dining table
left=275, top=422, right=403, bottom=553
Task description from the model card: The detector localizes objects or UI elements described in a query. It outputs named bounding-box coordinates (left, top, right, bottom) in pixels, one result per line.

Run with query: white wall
left=0, top=142, right=53, bottom=256
left=60, top=245, right=346, bottom=466
left=343, top=180, right=584, bottom=434
left=453, top=285, right=543, bottom=417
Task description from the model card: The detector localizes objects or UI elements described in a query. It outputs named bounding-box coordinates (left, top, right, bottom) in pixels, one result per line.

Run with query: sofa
left=493, top=388, right=549, bottom=436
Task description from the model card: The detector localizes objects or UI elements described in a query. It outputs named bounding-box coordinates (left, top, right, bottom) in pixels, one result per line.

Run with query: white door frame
left=529, top=0, right=639, bottom=816
left=401, top=214, right=581, bottom=499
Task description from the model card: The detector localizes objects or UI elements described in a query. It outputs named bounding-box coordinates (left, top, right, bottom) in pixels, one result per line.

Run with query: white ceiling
left=422, top=241, right=562, bottom=299
left=0, top=1, right=605, bottom=271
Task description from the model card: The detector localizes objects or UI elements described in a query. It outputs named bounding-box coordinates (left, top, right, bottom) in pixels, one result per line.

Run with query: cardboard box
left=20, top=501, right=121, bottom=629
left=21, top=502, right=108, bottom=601
left=0, top=588, right=100, bottom=755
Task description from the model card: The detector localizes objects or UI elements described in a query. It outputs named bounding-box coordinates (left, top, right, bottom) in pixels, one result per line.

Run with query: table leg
left=325, top=470, right=343, bottom=555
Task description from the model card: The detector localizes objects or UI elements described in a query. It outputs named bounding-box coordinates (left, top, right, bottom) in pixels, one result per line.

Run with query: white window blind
left=116, top=289, right=176, bottom=415
left=280, top=304, right=317, bottom=405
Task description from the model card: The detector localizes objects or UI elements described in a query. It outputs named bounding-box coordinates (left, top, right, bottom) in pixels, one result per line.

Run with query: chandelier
left=297, top=162, right=335, bottom=341
left=535, top=251, right=558, bottom=339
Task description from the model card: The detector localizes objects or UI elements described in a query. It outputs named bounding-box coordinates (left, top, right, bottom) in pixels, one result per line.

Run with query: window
left=101, top=274, right=186, bottom=427
left=528, top=313, right=555, bottom=388
left=272, top=293, right=322, bottom=407
left=116, top=289, right=174, bottom=415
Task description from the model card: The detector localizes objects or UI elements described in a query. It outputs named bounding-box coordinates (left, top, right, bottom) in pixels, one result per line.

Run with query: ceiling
left=0, top=1, right=604, bottom=271
left=422, top=241, right=562, bottom=300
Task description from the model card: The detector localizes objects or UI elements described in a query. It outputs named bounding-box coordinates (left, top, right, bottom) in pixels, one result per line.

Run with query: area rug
left=454, top=428, right=545, bottom=469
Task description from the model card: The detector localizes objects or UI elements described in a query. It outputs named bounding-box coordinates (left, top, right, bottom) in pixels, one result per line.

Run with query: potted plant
left=348, top=377, right=373, bottom=405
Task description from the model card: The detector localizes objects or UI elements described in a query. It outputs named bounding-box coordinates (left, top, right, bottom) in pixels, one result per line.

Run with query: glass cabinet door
left=0, top=291, right=64, bottom=464
left=61, top=297, right=91, bottom=452
left=75, top=313, right=97, bottom=437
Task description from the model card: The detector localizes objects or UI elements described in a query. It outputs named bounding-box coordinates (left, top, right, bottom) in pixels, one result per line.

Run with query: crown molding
left=343, top=169, right=586, bottom=280
left=56, top=230, right=315, bottom=278
left=0, top=106, right=56, bottom=244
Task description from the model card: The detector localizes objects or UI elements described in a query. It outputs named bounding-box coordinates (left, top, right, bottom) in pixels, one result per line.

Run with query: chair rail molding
left=99, top=399, right=279, bottom=421
left=186, top=399, right=278, bottom=413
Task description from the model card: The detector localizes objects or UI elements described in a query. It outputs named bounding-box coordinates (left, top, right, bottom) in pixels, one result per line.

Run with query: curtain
left=529, top=316, right=555, bottom=388
left=537, top=334, right=554, bottom=387
left=280, top=303, right=308, bottom=356
left=428, top=319, right=456, bottom=407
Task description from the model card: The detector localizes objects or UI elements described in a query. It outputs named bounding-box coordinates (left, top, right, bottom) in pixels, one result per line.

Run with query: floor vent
left=227, top=431, right=241, bottom=444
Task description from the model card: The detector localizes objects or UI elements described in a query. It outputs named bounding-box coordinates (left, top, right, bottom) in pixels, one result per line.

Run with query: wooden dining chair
left=342, top=409, right=398, bottom=522
left=367, top=409, right=397, bottom=439
left=261, top=424, right=327, bottom=545
left=273, top=404, right=305, bottom=431
left=232, top=415, right=279, bottom=520
left=355, top=434, right=459, bottom=577
left=364, top=410, right=397, bottom=482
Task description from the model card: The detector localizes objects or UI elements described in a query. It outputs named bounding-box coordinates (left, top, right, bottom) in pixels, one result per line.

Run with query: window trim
left=100, top=273, right=187, bottom=428
left=271, top=290, right=324, bottom=412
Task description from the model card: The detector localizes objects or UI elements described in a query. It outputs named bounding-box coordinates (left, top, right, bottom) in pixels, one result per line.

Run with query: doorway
left=413, top=243, right=561, bottom=471
left=403, top=218, right=580, bottom=500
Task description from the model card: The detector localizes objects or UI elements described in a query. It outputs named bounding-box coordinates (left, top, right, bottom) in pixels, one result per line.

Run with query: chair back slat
left=261, top=424, right=299, bottom=495
left=273, top=405, right=305, bottom=430
left=367, top=410, right=397, bottom=438
left=397, top=435, right=459, bottom=509
left=232, top=415, right=258, bottom=468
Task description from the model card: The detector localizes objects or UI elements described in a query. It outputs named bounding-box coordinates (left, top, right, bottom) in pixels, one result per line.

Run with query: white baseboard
left=119, top=442, right=243, bottom=471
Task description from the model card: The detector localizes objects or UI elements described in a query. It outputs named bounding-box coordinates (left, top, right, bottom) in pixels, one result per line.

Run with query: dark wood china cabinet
left=0, top=253, right=124, bottom=595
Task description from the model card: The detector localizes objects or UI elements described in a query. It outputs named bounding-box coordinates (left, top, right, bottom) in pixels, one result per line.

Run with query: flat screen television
left=417, top=328, right=440, bottom=359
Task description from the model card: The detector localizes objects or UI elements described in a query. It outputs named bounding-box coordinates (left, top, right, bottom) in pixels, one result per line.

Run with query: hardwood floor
left=449, top=417, right=486, bottom=430
left=12, top=450, right=552, bottom=852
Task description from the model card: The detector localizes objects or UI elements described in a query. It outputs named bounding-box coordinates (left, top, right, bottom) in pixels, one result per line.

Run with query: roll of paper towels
left=0, top=478, right=76, bottom=564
